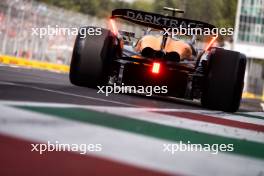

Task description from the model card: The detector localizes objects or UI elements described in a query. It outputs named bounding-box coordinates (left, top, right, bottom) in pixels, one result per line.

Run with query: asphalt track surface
left=0, top=65, right=261, bottom=111
left=0, top=65, right=264, bottom=176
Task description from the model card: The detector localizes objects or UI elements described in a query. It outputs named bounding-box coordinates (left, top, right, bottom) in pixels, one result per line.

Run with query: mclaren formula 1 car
left=69, top=8, right=247, bottom=112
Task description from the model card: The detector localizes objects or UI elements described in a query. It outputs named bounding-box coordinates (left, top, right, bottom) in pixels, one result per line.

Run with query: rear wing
left=111, top=9, right=216, bottom=31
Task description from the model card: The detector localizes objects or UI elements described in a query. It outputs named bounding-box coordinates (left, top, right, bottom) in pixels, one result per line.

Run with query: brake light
left=152, top=62, right=160, bottom=74
left=205, top=36, right=218, bottom=51
left=109, top=18, right=118, bottom=36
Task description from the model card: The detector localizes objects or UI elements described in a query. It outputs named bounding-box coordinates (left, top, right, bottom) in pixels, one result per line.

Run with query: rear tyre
left=201, top=48, right=247, bottom=112
left=70, top=26, right=117, bottom=87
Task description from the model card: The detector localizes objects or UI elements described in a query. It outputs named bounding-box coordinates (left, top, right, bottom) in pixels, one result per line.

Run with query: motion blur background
left=0, top=0, right=263, bottom=103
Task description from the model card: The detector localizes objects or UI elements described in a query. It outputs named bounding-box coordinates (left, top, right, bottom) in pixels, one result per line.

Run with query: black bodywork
left=109, top=9, right=213, bottom=99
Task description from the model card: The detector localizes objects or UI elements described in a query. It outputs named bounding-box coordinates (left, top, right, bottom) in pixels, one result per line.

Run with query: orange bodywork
left=135, top=35, right=192, bottom=60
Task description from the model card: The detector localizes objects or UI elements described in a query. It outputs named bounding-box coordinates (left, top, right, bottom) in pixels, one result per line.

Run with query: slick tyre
left=201, top=48, right=247, bottom=112
left=70, top=26, right=117, bottom=87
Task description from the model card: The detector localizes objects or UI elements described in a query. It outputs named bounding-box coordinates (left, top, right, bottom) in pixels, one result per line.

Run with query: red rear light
left=152, top=62, right=160, bottom=74
left=109, top=18, right=118, bottom=36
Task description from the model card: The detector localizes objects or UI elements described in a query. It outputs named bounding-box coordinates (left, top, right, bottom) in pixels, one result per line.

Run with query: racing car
left=69, top=8, right=247, bottom=112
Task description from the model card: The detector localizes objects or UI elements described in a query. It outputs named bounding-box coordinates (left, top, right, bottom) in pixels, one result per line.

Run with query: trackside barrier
left=0, top=55, right=69, bottom=73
